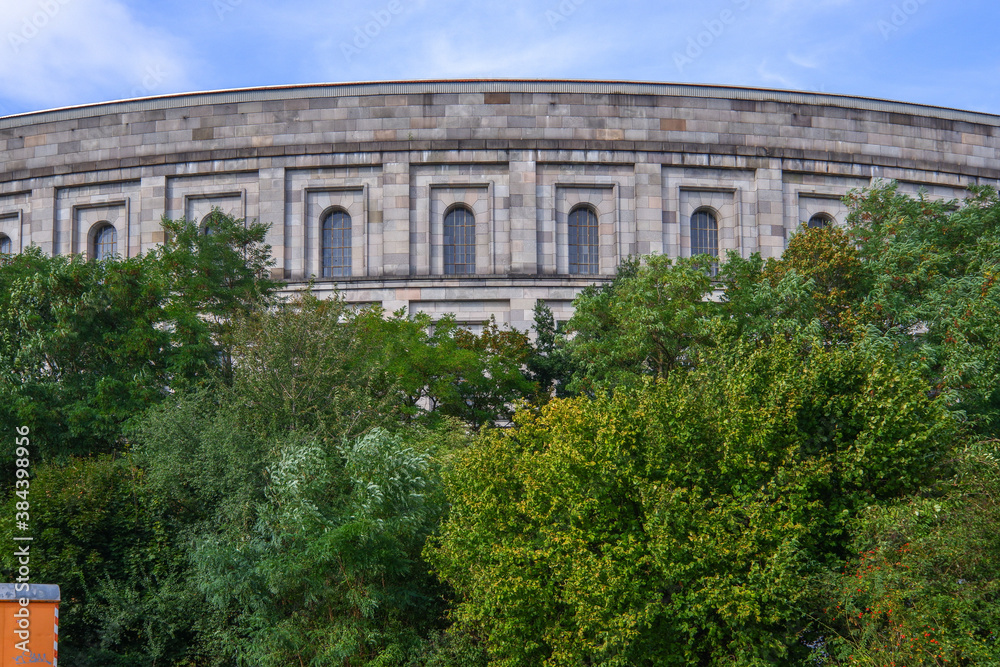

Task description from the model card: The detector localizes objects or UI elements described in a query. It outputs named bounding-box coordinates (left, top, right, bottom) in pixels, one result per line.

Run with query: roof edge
left=2, top=79, right=999, bottom=129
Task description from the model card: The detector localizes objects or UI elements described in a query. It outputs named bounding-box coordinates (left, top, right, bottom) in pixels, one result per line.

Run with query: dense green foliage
left=368, top=309, right=537, bottom=428
left=429, top=333, right=958, bottom=665
left=0, top=454, right=196, bottom=666
left=819, top=441, right=1000, bottom=664
left=428, top=182, right=1000, bottom=665
left=3, top=183, right=1000, bottom=665
left=130, top=294, right=461, bottom=665
left=564, top=254, right=716, bottom=392
left=0, top=210, right=277, bottom=460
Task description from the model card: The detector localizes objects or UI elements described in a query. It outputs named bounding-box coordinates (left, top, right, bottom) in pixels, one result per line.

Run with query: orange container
left=0, top=585, right=58, bottom=666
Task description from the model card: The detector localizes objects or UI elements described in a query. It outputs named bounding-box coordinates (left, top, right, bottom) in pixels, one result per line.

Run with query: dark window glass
left=691, top=210, right=719, bottom=276
left=202, top=210, right=224, bottom=236
left=568, top=207, right=599, bottom=274
left=444, top=207, right=476, bottom=275
left=94, top=224, right=117, bottom=260
left=322, top=210, right=352, bottom=277
left=0, top=236, right=10, bottom=255
left=691, top=210, right=718, bottom=257
left=808, top=213, right=832, bottom=229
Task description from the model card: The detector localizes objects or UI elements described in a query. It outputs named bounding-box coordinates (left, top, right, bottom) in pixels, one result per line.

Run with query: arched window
left=0, top=235, right=11, bottom=256
left=568, top=206, right=599, bottom=274
left=691, top=209, right=719, bottom=276
left=444, top=206, right=476, bottom=275
left=808, top=213, right=832, bottom=229
left=691, top=209, right=718, bottom=258
left=202, top=210, right=224, bottom=236
left=321, top=209, right=352, bottom=277
left=93, top=224, right=117, bottom=261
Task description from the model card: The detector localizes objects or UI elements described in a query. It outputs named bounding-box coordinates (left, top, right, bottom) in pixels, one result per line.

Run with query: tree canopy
left=3, top=183, right=1000, bottom=665
left=0, top=210, right=277, bottom=461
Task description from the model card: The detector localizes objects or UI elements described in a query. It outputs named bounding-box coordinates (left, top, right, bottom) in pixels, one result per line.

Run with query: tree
left=0, top=212, right=278, bottom=461
left=428, top=332, right=956, bottom=666
left=0, top=249, right=170, bottom=459
left=817, top=439, right=1000, bottom=665
left=365, top=308, right=536, bottom=428
left=450, top=317, right=537, bottom=428
left=130, top=292, right=463, bottom=665
left=844, top=183, right=1000, bottom=433
left=152, top=208, right=279, bottom=383
left=564, top=255, right=715, bottom=392
left=719, top=182, right=1000, bottom=432
left=224, top=291, right=399, bottom=441
left=526, top=300, right=573, bottom=402
left=0, top=455, right=204, bottom=667
left=761, top=223, right=870, bottom=341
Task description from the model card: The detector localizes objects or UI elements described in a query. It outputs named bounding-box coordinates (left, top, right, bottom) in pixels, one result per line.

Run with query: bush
left=428, top=333, right=957, bottom=666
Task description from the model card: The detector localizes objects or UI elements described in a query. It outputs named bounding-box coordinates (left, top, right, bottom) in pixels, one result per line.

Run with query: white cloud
left=787, top=52, right=820, bottom=69
left=755, top=59, right=797, bottom=89
left=0, top=0, right=191, bottom=112
left=0, top=0, right=994, bottom=116
left=763, top=0, right=859, bottom=15
left=415, top=32, right=602, bottom=79
left=310, top=0, right=619, bottom=82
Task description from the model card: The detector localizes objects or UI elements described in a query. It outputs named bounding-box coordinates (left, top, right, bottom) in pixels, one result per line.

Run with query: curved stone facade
left=1, top=80, right=998, bottom=330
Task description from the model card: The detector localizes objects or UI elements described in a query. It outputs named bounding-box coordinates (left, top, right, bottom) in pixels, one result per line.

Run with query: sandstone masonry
left=1, top=80, right=997, bottom=330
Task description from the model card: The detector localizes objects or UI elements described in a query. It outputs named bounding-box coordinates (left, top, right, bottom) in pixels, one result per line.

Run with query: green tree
left=564, top=254, right=715, bottom=392
left=0, top=249, right=170, bottom=459
left=450, top=317, right=536, bottom=429
left=761, top=223, right=870, bottom=341
left=132, top=293, right=462, bottom=666
left=844, top=183, right=1000, bottom=432
left=0, top=211, right=278, bottom=461
left=817, top=438, right=1000, bottom=665
left=367, top=309, right=536, bottom=428
left=153, top=208, right=279, bottom=383
left=427, top=333, right=956, bottom=666
left=526, top=300, right=573, bottom=402
left=718, top=182, right=1000, bottom=433
left=0, top=455, right=204, bottom=666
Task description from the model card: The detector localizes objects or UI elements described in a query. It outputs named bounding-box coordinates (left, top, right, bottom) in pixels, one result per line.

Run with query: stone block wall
left=1, top=80, right=997, bottom=331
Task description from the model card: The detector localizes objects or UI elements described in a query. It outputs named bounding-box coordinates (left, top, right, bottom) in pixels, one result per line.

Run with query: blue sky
left=1, top=0, right=998, bottom=117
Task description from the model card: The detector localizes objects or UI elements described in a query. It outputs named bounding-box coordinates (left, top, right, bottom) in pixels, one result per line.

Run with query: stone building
left=1, top=79, right=997, bottom=331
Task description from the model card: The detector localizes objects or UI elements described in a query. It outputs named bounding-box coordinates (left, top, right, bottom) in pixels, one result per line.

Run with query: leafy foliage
left=6, top=182, right=1000, bottom=665
left=818, top=440, right=1000, bottom=665
left=187, top=429, right=448, bottom=666
left=844, top=183, right=1000, bottom=431
left=0, top=455, right=203, bottom=666
left=365, top=308, right=537, bottom=428
left=132, top=293, right=464, bottom=666
left=0, top=211, right=277, bottom=461
left=154, top=209, right=279, bottom=382
left=525, top=300, right=573, bottom=402
left=564, top=255, right=715, bottom=392
left=0, top=249, right=169, bottom=459
left=428, top=332, right=956, bottom=665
